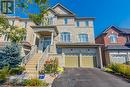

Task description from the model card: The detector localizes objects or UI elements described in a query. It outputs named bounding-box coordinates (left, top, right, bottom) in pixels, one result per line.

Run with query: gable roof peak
left=52, top=3, right=75, bottom=15
left=103, top=25, right=121, bottom=33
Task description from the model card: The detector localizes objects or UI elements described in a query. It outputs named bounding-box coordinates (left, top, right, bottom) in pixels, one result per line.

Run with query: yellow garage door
left=65, top=55, right=79, bottom=67
left=80, top=56, right=96, bottom=68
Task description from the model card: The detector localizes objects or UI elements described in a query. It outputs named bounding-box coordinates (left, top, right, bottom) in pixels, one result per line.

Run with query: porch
left=31, top=26, right=58, bottom=53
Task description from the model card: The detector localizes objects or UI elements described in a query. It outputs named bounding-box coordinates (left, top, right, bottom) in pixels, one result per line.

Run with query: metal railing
left=37, top=45, right=50, bottom=72
left=22, top=45, right=37, bottom=65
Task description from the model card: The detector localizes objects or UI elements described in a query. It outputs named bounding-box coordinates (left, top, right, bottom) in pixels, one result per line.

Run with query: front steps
left=25, top=53, right=42, bottom=78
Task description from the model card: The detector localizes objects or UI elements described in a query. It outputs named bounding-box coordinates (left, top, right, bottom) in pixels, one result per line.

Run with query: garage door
left=80, top=56, right=96, bottom=68
left=111, top=55, right=127, bottom=64
left=65, top=55, right=79, bottom=67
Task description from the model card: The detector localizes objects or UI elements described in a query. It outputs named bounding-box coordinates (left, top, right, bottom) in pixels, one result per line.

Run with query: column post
left=33, top=33, right=36, bottom=45
left=62, top=53, right=65, bottom=67
left=51, top=32, right=54, bottom=45
left=98, top=46, right=103, bottom=68
left=79, top=53, right=82, bottom=67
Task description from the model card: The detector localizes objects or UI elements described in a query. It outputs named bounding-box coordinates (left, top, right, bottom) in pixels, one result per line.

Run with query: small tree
left=0, top=44, right=22, bottom=68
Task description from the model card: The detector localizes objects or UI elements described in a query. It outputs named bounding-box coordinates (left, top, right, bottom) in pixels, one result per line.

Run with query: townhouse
left=0, top=3, right=103, bottom=70
left=96, top=26, right=130, bottom=66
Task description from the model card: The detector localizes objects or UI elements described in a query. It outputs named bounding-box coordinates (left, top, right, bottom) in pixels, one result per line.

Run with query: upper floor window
left=64, top=18, right=68, bottom=24
left=76, top=21, right=80, bottom=27
left=61, top=32, right=70, bottom=42
left=85, top=21, right=89, bottom=27
left=79, top=34, right=88, bottom=42
left=126, top=36, right=130, bottom=42
left=109, top=34, right=117, bottom=43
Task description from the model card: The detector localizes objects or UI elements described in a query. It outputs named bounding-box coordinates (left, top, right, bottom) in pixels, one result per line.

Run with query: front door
left=43, top=37, right=51, bottom=52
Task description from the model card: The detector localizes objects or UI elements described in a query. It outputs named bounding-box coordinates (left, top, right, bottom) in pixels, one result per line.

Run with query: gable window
left=79, top=34, right=88, bottom=42
left=85, top=21, right=89, bottom=27
left=61, top=32, right=70, bottom=42
left=109, top=34, right=117, bottom=43
left=64, top=18, right=68, bottom=24
left=76, top=21, right=80, bottom=27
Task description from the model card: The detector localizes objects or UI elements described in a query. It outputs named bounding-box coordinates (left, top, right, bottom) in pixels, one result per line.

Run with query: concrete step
left=25, top=53, right=42, bottom=79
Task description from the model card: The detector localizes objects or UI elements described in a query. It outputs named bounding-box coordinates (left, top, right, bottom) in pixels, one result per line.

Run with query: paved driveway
left=52, top=68, right=130, bottom=87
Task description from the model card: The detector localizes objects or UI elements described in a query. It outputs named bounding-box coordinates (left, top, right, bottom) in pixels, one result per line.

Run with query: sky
left=15, top=0, right=130, bottom=37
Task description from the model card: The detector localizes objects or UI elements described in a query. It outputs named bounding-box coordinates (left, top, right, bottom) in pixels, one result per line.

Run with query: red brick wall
left=96, top=28, right=127, bottom=45
left=95, top=28, right=127, bottom=66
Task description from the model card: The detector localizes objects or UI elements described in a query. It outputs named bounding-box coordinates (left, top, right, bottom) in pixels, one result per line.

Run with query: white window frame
left=79, top=34, right=88, bottom=42
left=61, top=32, right=71, bottom=42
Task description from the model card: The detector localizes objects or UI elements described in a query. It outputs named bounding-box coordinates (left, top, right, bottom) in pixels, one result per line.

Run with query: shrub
left=0, top=44, right=22, bottom=68
left=126, top=61, right=130, bottom=65
left=125, top=66, right=130, bottom=79
left=118, top=64, right=127, bottom=75
left=9, top=66, right=25, bottom=75
left=22, top=79, right=49, bottom=86
left=42, top=58, right=58, bottom=74
left=0, top=66, right=10, bottom=84
left=109, top=64, right=120, bottom=73
left=109, top=63, right=130, bottom=79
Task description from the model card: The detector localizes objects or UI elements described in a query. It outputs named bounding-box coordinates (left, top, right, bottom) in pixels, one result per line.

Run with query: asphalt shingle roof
left=106, top=45, right=130, bottom=50
left=119, top=29, right=130, bottom=34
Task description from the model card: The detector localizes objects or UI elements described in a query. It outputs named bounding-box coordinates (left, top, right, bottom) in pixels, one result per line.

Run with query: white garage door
left=111, top=55, right=127, bottom=64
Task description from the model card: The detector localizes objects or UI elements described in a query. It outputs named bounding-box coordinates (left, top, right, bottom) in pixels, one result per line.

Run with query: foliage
left=126, top=61, right=130, bottom=65
left=0, top=44, right=22, bottom=68
left=57, top=67, right=64, bottom=73
left=16, top=0, right=49, bottom=25
left=29, top=14, right=43, bottom=25
left=8, top=27, right=26, bottom=43
left=22, top=79, right=49, bottom=86
left=109, top=64, right=120, bottom=73
left=109, top=64, right=130, bottom=79
left=41, top=58, right=59, bottom=74
left=9, top=66, right=25, bottom=75
left=0, top=14, right=10, bottom=33
left=16, top=0, right=49, bottom=13
left=0, top=66, right=10, bottom=84
left=0, top=15, right=26, bottom=43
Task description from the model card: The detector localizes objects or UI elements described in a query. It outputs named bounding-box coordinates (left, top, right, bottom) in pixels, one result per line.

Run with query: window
left=61, top=32, right=70, bottom=42
left=76, top=21, right=80, bottom=27
left=57, top=47, right=62, bottom=54
left=126, top=36, right=130, bottom=42
left=109, top=34, right=117, bottom=43
left=4, top=33, right=9, bottom=41
left=85, top=21, right=89, bottom=27
left=64, top=18, right=68, bottom=24
left=79, top=34, right=88, bottom=42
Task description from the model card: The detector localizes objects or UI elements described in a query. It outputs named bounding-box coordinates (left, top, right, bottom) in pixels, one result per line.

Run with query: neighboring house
left=0, top=3, right=103, bottom=69
left=96, top=26, right=130, bottom=66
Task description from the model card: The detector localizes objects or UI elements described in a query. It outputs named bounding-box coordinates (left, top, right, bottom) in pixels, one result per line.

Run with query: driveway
left=52, top=68, right=130, bottom=87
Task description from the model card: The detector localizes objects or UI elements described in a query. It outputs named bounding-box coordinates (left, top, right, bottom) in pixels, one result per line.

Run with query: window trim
left=76, top=21, right=80, bottom=27
left=61, top=32, right=71, bottom=42
left=79, top=34, right=88, bottom=42
left=85, top=21, right=89, bottom=27
left=109, top=34, right=117, bottom=43
left=64, top=18, right=68, bottom=24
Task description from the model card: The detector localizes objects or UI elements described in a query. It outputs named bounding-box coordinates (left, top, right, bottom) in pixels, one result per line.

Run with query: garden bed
left=104, top=64, right=130, bottom=83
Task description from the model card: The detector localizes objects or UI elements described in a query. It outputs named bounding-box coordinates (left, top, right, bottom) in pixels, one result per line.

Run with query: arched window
left=109, top=34, right=117, bottom=43
left=61, top=32, right=70, bottom=42
left=79, top=34, right=88, bottom=42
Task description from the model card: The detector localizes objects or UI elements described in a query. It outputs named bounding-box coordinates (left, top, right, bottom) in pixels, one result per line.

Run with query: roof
left=31, top=26, right=59, bottom=35
left=75, top=17, right=95, bottom=20
left=52, top=3, right=75, bottom=16
left=96, top=25, right=130, bottom=39
left=119, top=28, right=130, bottom=34
left=105, top=45, right=130, bottom=50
